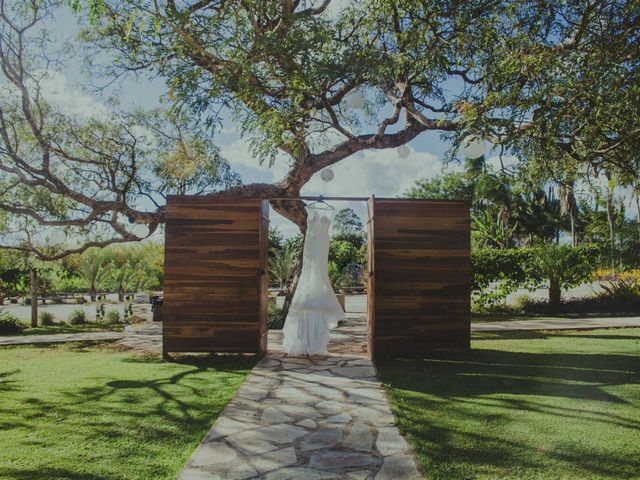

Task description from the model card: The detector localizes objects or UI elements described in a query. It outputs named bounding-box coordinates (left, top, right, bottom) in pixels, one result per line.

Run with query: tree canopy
left=0, top=0, right=240, bottom=258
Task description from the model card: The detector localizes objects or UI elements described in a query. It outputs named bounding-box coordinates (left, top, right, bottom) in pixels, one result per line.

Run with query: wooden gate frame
left=162, top=195, right=470, bottom=358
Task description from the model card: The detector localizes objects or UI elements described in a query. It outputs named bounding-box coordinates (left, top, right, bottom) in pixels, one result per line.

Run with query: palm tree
left=79, top=249, right=109, bottom=301
left=268, top=245, right=299, bottom=291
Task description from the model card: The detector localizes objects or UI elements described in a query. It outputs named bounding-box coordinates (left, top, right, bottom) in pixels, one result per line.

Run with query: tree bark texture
left=30, top=269, right=38, bottom=328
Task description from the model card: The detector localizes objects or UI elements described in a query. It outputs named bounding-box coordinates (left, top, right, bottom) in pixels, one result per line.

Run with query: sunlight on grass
left=0, top=344, right=254, bottom=480
left=378, top=328, right=640, bottom=480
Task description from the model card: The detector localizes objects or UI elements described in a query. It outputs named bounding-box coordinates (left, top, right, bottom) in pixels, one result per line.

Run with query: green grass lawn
left=378, top=328, right=640, bottom=480
left=0, top=343, right=255, bottom=480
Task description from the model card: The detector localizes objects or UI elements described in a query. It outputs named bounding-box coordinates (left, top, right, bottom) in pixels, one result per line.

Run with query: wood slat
left=163, top=196, right=269, bottom=355
left=371, top=199, right=470, bottom=357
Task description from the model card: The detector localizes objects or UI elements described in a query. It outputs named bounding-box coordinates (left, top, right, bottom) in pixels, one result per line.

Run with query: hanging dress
left=282, top=206, right=345, bottom=355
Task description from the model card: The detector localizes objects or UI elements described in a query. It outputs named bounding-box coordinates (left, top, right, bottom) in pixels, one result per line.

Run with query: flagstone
left=374, top=454, right=422, bottom=480
left=250, top=446, right=298, bottom=473
left=178, top=315, right=422, bottom=480
left=344, top=424, right=374, bottom=452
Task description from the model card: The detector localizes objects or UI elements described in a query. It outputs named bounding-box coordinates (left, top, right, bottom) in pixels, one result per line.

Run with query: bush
left=522, top=296, right=640, bottom=316
left=267, top=304, right=286, bottom=330
left=68, top=309, right=87, bottom=325
left=39, top=311, right=55, bottom=326
left=598, top=279, right=640, bottom=305
left=472, top=244, right=602, bottom=308
left=105, top=310, right=121, bottom=324
left=0, top=312, right=24, bottom=334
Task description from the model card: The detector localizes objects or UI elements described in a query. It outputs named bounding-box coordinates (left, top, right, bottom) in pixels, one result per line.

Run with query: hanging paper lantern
left=320, top=168, right=334, bottom=182
left=462, top=135, right=485, bottom=159
left=397, top=145, right=411, bottom=159
left=346, top=90, right=365, bottom=109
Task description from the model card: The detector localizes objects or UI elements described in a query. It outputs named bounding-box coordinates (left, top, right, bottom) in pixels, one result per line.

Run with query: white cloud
left=38, top=71, right=109, bottom=119
left=302, top=146, right=441, bottom=198
left=220, top=138, right=293, bottom=184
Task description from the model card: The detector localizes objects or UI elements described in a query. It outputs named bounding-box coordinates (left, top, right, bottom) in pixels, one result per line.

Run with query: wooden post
left=30, top=268, right=38, bottom=328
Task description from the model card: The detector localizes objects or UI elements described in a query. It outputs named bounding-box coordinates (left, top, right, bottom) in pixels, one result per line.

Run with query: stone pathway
left=179, top=314, right=423, bottom=480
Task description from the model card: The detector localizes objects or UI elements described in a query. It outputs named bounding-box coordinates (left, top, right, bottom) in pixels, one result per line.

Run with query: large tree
left=0, top=0, right=240, bottom=259
left=73, top=0, right=639, bottom=229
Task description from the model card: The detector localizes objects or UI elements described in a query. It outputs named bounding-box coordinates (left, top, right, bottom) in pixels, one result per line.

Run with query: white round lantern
left=397, top=145, right=411, bottom=159
left=320, top=168, right=334, bottom=182
left=462, top=135, right=485, bottom=159
left=346, top=90, right=365, bottom=110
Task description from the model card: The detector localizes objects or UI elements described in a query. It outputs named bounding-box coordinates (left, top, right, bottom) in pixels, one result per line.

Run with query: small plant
left=39, top=311, right=55, bottom=326
left=267, top=304, right=286, bottom=330
left=123, top=294, right=134, bottom=323
left=598, top=279, right=640, bottom=303
left=68, top=309, right=87, bottom=325
left=105, top=310, right=121, bottom=324
left=95, top=294, right=106, bottom=322
left=0, top=310, right=24, bottom=334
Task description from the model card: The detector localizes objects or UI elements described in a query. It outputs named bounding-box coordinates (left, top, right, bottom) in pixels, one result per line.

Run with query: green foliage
left=267, top=304, right=286, bottom=330
left=472, top=245, right=601, bottom=307
left=405, top=172, right=473, bottom=200
left=598, top=279, right=640, bottom=304
left=472, top=210, right=518, bottom=249
left=95, top=294, right=106, bottom=322
left=38, top=311, right=56, bottom=326
left=268, top=226, right=284, bottom=257
left=333, top=209, right=364, bottom=237
left=78, top=249, right=110, bottom=298
left=532, top=244, right=598, bottom=290
left=329, top=239, right=363, bottom=288
left=0, top=310, right=24, bottom=334
left=105, top=310, right=121, bottom=324
left=472, top=248, right=537, bottom=306
left=268, top=244, right=298, bottom=289
left=68, top=309, right=87, bottom=325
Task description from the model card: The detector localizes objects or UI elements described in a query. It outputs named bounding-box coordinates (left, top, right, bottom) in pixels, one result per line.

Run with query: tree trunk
left=90, top=285, right=97, bottom=302
left=605, top=176, right=616, bottom=273
left=570, top=213, right=578, bottom=247
left=30, top=268, right=38, bottom=328
left=548, top=277, right=561, bottom=310
left=118, top=286, right=125, bottom=302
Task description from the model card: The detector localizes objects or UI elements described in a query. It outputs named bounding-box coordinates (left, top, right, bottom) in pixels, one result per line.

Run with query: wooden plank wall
left=163, top=196, right=268, bottom=354
left=370, top=199, right=470, bottom=357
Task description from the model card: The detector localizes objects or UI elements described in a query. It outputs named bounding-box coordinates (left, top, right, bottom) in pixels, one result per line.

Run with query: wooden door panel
left=370, top=199, right=470, bottom=357
left=163, top=196, right=268, bottom=355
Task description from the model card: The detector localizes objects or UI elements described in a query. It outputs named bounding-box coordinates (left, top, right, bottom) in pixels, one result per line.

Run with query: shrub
left=267, top=304, right=286, bottom=330
left=472, top=244, right=601, bottom=308
left=522, top=295, right=640, bottom=316
left=39, top=311, right=55, bottom=326
left=598, top=279, right=640, bottom=304
left=68, top=309, right=87, bottom=325
left=0, top=311, right=24, bottom=334
left=105, top=310, right=121, bottom=324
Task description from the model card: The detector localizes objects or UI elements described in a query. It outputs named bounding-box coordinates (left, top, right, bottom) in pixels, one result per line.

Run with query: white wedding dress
left=282, top=206, right=345, bottom=355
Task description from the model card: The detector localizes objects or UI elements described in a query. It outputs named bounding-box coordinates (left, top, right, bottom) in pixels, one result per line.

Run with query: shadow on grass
left=473, top=329, right=640, bottom=341
left=0, top=467, right=113, bottom=480
left=0, top=350, right=255, bottom=479
left=378, top=346, right=640, bottom=479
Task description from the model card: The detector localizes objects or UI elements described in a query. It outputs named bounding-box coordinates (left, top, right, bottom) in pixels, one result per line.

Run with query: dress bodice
left=304, top=207, right=333, bottom=264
